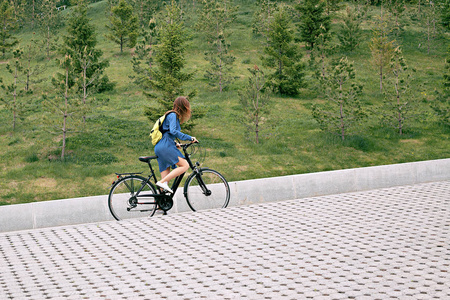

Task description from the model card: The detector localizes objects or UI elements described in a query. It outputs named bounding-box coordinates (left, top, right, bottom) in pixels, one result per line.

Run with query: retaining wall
left=1, top=158, right=449, bottom=232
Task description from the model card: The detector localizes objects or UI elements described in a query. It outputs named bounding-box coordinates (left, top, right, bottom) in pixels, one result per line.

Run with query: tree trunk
left=83, top=64, right=87, bottom=123
left=13, top=64, right=18, bottom=131
left=62, top=66, right=69, bottom=160
left=47, top=26, right=51, bottom=59
left=379, top=63, right=383, bottom=92
left=395, top=72, right=403, bottom=135
left=339, top=81, right=345, bottom=141
left=427, top=16, right=430, bottom=55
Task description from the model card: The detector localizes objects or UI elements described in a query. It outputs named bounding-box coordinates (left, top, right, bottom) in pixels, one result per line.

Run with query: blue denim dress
left=154, top=112, right=192, bottom=172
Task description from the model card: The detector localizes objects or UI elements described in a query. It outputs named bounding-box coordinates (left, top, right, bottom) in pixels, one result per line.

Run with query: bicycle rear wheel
left=184, top=168, right=230, bottom=212
left=108, top=175, right=157, bottom=220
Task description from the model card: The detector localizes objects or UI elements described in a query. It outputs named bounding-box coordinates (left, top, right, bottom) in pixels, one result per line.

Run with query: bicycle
left=108, top=142, right=230, bottom=220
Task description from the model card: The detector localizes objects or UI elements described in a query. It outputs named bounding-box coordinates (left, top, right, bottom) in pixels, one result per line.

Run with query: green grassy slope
left=0, top=0, right=448, bottom=205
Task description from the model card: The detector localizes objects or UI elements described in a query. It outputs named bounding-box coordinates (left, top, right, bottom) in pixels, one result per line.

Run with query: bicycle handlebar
left=178, top=141, right=199, bottom=151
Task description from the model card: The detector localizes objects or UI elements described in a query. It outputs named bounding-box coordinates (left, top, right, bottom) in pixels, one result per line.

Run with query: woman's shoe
left=156, top=181, right=173, bottom=193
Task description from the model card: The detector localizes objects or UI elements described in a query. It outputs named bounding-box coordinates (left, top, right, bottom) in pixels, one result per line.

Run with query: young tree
left=239, top=65, right=271, bottom=144
left=296, top=0, right=331, bottom=50
left=143, top=0, right=202, bottom=128
left=439, top=0, right=450, bottom=30
left=129, top=0, right=157, bottom=30
left=337, top=6, right=363, bottom=52
left=0, top=0, right=19, bottom=58
left=432, top=45, right=450, bottom=127
left=61, top=0, right=112, bottom=94
left=22, top=35, right=46, bottom=92
left=37, top=0, right=63, bottom=60
left=312, top=57, right=365, bottom=141
left=196, top=0, right=238, bottom=92
left=130, top=18, right=157, bottom=86
left=310, top=24, right=334, bottom=81
left=262, top=5, right=306, bottom=95
left=352, top=0, right=371, bottom=20
left=24, top=0, right=43, bottom=29
left=386, top=0, right=406, bottom=35
left=369, top=6, right=395, bottom=93
left=324, top=0, right=342, bottom=15
left=77, top=46, right=101, bottom=123
left=252, top=0, right=277, bottom=45
left=105, top=0, right=139, bottom=53
left=44, top=55, right=83, bottom=160
left=422, top=1, right=438, bottom=55
left=0, top=48, right=24, bottom=130
left=379, top=47, right=417, bottom=135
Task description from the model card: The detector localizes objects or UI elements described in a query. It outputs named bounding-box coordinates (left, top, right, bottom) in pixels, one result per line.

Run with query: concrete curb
left=1, top=158, right=449, bottom=232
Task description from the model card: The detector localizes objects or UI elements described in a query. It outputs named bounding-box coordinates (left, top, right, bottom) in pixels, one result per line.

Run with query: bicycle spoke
left=185, top=169, right=230, bottom=212
left=108, top=176, right=158, bottom=220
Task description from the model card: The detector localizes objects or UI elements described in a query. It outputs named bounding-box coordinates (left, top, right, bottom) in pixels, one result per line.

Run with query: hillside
left=0, top=0, right=449, bottom=205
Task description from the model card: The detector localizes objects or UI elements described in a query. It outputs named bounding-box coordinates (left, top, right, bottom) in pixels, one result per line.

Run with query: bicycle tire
left=184, top=168, right=230, bottom=212
left=108, top=175, right=158, bottom=221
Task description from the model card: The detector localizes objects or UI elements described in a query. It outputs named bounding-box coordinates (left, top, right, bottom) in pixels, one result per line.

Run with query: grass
left=0, top=0, right=449, bottom=205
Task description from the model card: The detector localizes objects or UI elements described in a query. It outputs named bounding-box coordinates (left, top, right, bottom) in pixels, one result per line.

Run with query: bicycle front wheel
left=184, top=168, right=230, bottom=212
left=108, top=175, right=157, bottom=221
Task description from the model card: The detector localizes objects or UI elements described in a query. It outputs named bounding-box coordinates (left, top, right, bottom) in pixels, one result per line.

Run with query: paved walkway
left=0, top=181, right=449, bottom=300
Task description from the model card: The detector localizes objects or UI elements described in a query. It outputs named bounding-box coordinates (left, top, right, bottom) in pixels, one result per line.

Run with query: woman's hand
left=191, top=137, right=199, bottom=143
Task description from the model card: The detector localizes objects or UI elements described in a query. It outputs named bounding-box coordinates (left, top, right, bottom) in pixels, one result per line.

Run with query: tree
left=432, top=45, right=450, bottom=127
left=130, top=18, right=157, bottom=86
left=129, top=0, right=157, bottom=30
left=61, top=0, right=113, bottom=94
left=22, top=35, right=46, bottom=92
left=37, top=0, right=63, bottom=60
left=262, top=5, right=306, bottom=95
left=0, top=48, right=25, bottom=130
left=45, top=55, right=83, bottom=160
left=196, top=0, right=238, bottom=92
left=379, top=47, right=417, bottom=135
left=143, top=0, right=203, bottom=128
left=369, top=5, right=395, bottom=93
left=24, top=0, right=43, bottom=29
left=77, top=46, right=101, bottom=123
left=386, top=0, right=406, bottom=35
left=352, top=0, right=371, bottom=20
left=0, top=0, right=19, bottom=58
left=439, top=0, right=450, bottom=30
left=310, top=24, right=334, bottom=82
left=337, top=6, right=363, bottom=52
left=422, top=1, right=438, bottom=55
left=312, top=57, right=365, bottom=141
left=296, top=0, right=331, bottom=50
left=105, top=0, right=139, bottom=53
left=239, top=65, right=271, bottom=144
left=324, top=0, right=342, bottom=15
left=252, top=0, right=277, bottom=45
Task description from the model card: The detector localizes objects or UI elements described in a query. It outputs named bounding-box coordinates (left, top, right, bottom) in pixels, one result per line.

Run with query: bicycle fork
left=195, top=171, right=212, bottom=196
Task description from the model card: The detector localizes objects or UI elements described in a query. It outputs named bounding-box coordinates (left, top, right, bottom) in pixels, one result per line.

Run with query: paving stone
left=0, top=181, right=449, bottom=299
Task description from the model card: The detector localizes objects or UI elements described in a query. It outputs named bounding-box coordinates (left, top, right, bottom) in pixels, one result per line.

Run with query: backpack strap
left=160, top=111, right=177, bottom=134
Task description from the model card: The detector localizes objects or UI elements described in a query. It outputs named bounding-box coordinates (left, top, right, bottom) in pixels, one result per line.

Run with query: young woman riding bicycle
left=154, top=96, right=198, bottom=193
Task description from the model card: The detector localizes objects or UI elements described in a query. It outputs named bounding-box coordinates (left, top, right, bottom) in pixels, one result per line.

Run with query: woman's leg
left=160, top=157, right=189, bottom=183
left=160, top=167, right=170, bottom=182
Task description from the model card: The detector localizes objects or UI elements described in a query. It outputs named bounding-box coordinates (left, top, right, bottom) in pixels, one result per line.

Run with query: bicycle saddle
left=139, top=156, right=158, bottom=163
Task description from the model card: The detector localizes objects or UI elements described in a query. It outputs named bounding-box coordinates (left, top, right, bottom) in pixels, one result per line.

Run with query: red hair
left=172, top=96, right=191, bottom=124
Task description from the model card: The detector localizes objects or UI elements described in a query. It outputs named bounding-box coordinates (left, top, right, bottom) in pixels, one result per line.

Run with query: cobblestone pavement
left=0, top=181, right=449, bottom=300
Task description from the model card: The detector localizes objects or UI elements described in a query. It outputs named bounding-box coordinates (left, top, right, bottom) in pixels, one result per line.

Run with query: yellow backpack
left=150, top=114, right=167, bottom=145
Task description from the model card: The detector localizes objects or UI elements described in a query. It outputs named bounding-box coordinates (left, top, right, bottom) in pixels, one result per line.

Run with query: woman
left=155, top=96, right=198, bottom=193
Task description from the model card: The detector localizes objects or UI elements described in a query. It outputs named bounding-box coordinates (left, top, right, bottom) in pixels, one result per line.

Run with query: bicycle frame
left=117, top=142, right=207, bottom=212
left=109, top=142, right=227, bottom=220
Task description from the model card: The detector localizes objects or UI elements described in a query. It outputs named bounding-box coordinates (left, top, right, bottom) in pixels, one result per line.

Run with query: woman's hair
left=172, top=96, right=191, bottom=124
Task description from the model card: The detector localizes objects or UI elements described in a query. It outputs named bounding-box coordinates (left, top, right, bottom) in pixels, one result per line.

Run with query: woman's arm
left=167, top=112, right=192, bottom=141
